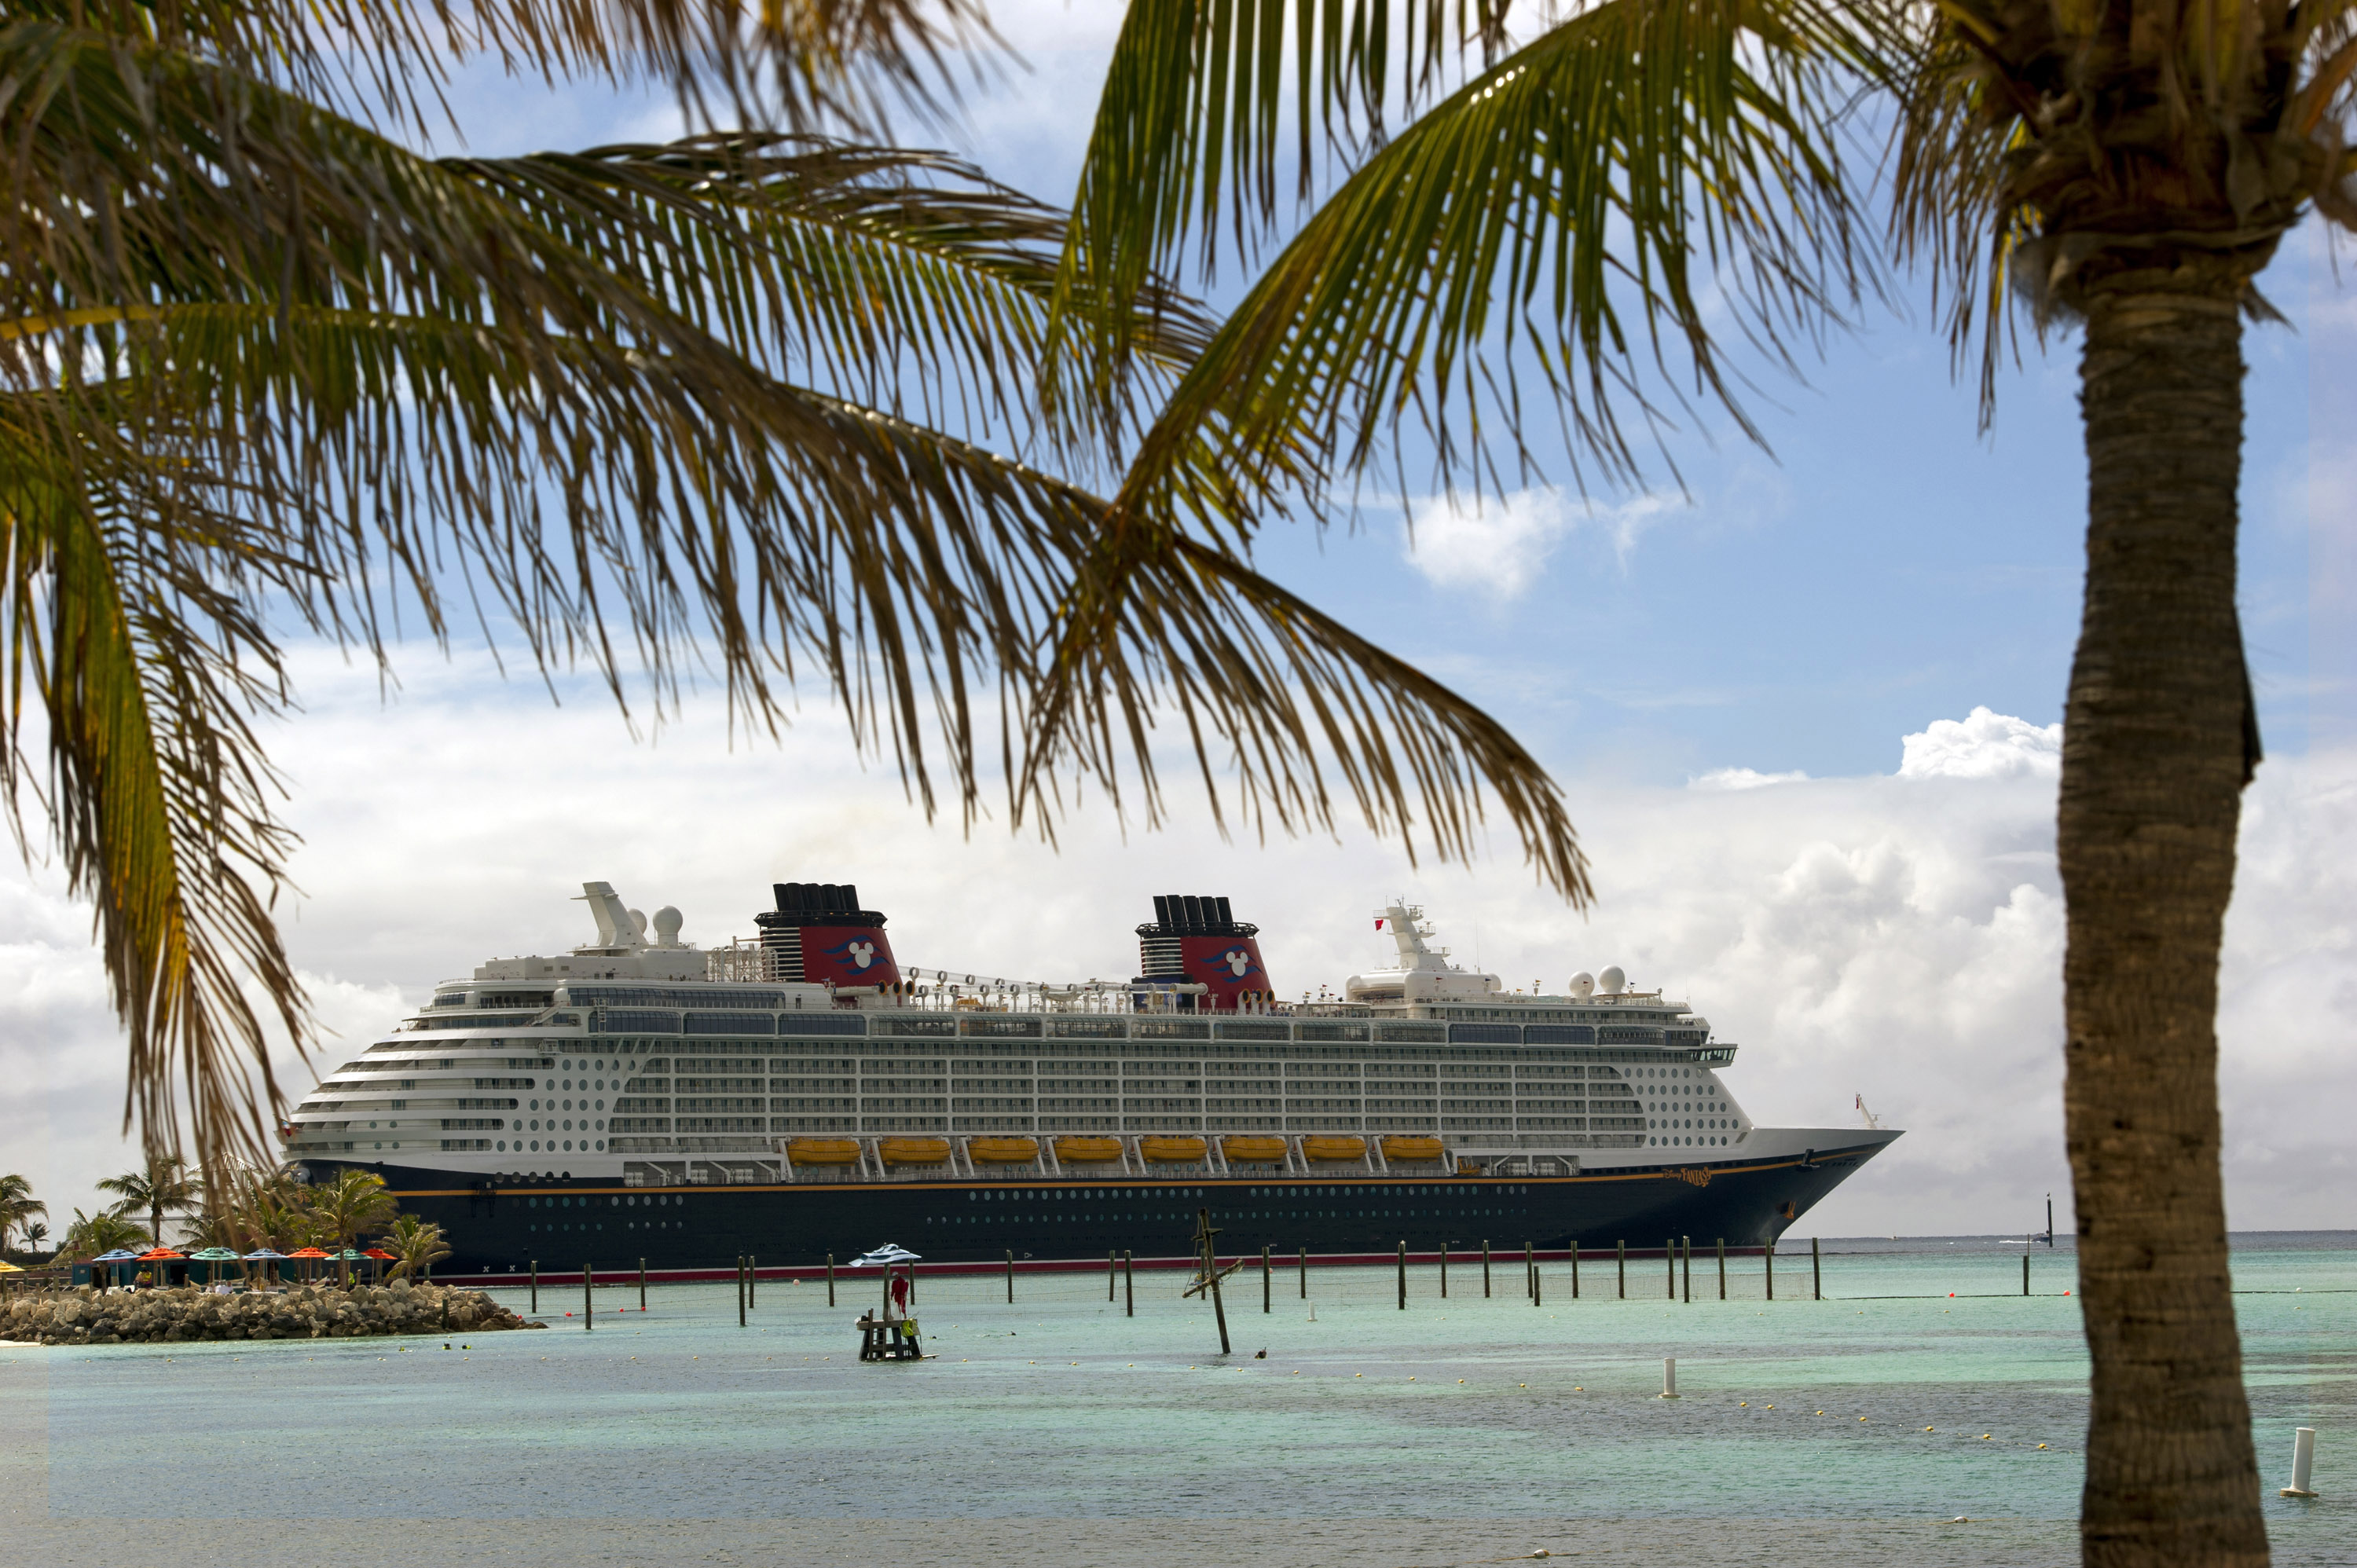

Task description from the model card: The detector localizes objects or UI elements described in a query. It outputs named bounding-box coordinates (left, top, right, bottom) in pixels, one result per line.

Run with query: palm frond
left=1018, top=533, right=1592, bottom=904
left=0, top=394, right=307, bottom=1185
left=0, top=0, right=996, bottom=135
left=1068, top=0, right=1869, bottom=543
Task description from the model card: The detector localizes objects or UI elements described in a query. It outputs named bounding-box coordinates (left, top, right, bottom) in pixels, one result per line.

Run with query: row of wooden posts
left=520, top=1236, right=1926, bottom=1320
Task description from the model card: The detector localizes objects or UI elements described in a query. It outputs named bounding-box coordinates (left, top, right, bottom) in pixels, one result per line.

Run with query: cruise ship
left=282, top=881, right=1901, bottom=1277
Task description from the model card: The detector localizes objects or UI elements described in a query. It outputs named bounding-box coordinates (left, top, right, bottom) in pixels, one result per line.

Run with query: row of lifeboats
left=783, top=1134, right=1447, bottom=1168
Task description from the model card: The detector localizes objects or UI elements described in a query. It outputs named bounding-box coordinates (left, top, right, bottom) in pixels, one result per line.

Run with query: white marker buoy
left=1307, top=1300, right=1318, bottom=1322
left=2281, top=1427, right=2318, bottom=1497
left=1660, top=1357, right=1680, bottom=1399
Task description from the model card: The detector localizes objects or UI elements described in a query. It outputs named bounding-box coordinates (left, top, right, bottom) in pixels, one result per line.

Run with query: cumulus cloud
left=1402, top=487, right=1682, bottom=598
left=1897, top=705, right=2063, bottom=779
left=4, top=680, right=2344, bottom=1244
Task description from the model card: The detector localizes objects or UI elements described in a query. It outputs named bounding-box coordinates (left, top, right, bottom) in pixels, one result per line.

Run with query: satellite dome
left=654, top=906, right=684, bottom=945
left=1598, top=965, right=1626, bottom=995
left=1568, top=972, right=1596, bottom=998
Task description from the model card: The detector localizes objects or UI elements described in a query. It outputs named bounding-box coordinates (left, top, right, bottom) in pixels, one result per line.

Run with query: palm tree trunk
left=2065, top=271, right=2267, bottom=1568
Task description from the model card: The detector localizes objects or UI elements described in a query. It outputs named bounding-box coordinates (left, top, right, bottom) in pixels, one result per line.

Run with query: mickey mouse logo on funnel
left=756, top=881, right=902, bottom=988
left=1131, top=893, right=1274, bottom=1010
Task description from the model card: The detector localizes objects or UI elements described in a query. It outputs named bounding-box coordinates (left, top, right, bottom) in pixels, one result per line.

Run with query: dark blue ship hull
left=345, top=1141, right=1891, bottom=1279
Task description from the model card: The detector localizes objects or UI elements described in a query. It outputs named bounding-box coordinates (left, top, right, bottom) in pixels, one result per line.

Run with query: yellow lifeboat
left=1381, top=1135, right=1446, bottom=1163
left=1054, top=1136, right=1124, bottom=1164
left=878, top=1137, right=952, bottom=1166
left=786, top=1138, right=860, bottom=1166
left=966, top=1137, right=1041, bottom=1164
left=1140, top=1135, right=1208, bottom=1163
left=1303, top=1135, right=1368, bottom=1162
left=1222, top=1136, right=1288, bottom=1164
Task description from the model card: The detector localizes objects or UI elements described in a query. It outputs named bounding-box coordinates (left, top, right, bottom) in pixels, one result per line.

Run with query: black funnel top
left=1137, top=893, right=1255, bottom=938
left=757, top=881, right=887, bottom=929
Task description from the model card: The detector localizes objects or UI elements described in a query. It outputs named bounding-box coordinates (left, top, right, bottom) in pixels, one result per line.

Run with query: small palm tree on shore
left=0, top=1174, right=45, bottom=1255
left=64, top=1207, right=148, bottom=1258
left=382, top=1215, right=452, bottom=1283
left=96, top=1156, right=200, bottom=1247
left=309, top=1169, right=398, bottom=1287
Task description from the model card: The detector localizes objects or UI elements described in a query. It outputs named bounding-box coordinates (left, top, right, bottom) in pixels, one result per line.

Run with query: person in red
left=889, top=1271, right=911, bottom=1317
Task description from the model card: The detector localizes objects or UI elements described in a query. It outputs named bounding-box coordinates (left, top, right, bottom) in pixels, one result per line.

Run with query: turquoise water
left=5, top=1235, right=2352, bottom=1566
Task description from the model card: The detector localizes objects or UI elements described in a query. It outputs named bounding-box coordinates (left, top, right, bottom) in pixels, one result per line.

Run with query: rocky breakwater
left=3, top=1280, right=546, bottom=1345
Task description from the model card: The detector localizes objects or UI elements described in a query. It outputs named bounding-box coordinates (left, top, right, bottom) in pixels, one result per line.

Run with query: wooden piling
left=2022, top=1251, right=2030, bottom=1296
left=1523, top=1240, right=1534, bottom=1303
left=530, top=1259, right=537, bottom=1313
left=1616, top=1240, right=1626, bottom=1299
left=1109, top=1250, right=1117, bottom=1301
left=1766, top=1243, right=1775, bottom=1301
left=1005, top=1248, right=1014, bottom=1303
left=1681, top=1237, right=1691, bottom=1303
left=638, top=1258, right=647, bottom=1313
left=1439, top=1240, right=1449, bottom=1299
left=1812, top=1236, right=1821, bottom=1301
left=1124, top=1249, right=1135, bottom=1317
left=585, top=1262, right=593, bottom=1328
left=736, top=1255, right=746, bottom=1327
left=1397, top=1241, right=1407, bottom=1310
left=1666, top=1239, right=1675, bottom=1299
left=1263, top=1245, right=1271, bottom=1313
left=1534, top=1262, right=1542, bottom=1308
left=1571, top=1240, right=1579, bottom=1299
left=1483, top=1240, right=1492, bottom=1298
left=1716, top=1238, right=1725, bottom=1301
left=749, top=1254, right=756, bottom=1309
left=1299, top=1246, right=1307, bottom=1299
left=826, top=1252, right=835, bottom=1307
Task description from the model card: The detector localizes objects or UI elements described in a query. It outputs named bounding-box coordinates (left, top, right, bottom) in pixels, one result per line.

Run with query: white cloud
left=1897, top=705, right=2063, bottom=780
left=1401, top=488, right=1684, bottom=599
left=1690, top=768, right=1810, bottom=790
left=4, top=677, right=2345, bottom=1246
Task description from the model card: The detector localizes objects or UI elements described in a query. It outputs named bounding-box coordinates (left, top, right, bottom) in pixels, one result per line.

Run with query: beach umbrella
left=187, top=1247, right=241, bottom=1286
left=243, top=1248, right=291, bottom=1289
left=136, top=1247, right=185, bottom=1288
left=89, top=1246, right=140, bottom=1289
left=287, top=1246, right=332, bottom=1285
left=361, top=1247, right=396, bottom=1284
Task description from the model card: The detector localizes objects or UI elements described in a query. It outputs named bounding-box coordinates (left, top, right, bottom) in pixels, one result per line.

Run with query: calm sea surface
left=6, top=1233, right=2352, bottom=1566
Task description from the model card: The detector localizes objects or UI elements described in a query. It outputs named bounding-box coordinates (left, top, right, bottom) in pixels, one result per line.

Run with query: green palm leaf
left=1055, top=0, right=1871, bottom=517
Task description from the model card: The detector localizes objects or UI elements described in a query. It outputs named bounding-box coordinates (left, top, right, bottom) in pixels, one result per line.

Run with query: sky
left=3, top=5, right=2352, bottom=1245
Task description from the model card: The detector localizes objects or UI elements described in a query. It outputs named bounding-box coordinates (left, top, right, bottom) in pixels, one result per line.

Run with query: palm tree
left=95, top=1155, right=201, bottom=1248
left=21, top=1222, right=49, bottom=1259
left=306, top=1168, right=399, bottom=1287
left=0, top=1174, right=45, bottom=1255
left=381, top=1215, right=453, bottom=1283
left=1036, top=2, right=2352, bottom=1560
left=0, top=0, right=1572, bottom=1199
left=62, top=1207, right=149, bottom=1258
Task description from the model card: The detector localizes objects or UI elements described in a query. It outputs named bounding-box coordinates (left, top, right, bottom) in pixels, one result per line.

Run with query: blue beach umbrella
left=243, top=1248, right=290, bottom=1288
left=89, top=1247, right=140, bottom=1288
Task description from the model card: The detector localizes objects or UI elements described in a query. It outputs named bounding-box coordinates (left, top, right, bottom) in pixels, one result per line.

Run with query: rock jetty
left=2, top=1280, right=545, bottom=1345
